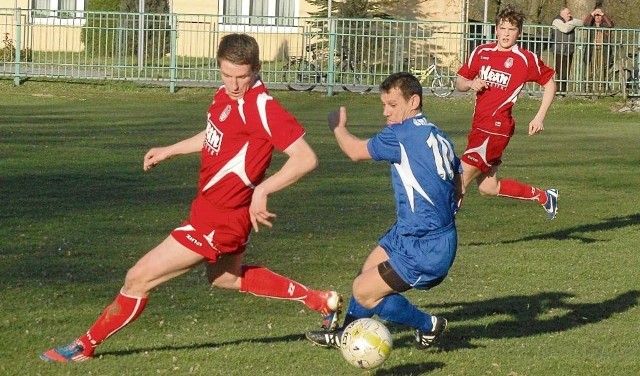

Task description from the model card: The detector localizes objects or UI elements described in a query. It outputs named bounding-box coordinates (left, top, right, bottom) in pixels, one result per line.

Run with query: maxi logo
left=479, top=65, right=511, bottom=89
left=205, top=113, right=223, bottom=155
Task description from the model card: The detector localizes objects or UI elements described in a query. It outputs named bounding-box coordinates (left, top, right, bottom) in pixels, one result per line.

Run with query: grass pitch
left=1, top=80, right=639, bottom=375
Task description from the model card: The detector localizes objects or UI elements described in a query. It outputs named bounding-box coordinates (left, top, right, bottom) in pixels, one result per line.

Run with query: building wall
left=394, top=0, right=463, bottom=22
left=170, top=0, right=217, bottom=15
left=1, top=0, right=464, bottom=60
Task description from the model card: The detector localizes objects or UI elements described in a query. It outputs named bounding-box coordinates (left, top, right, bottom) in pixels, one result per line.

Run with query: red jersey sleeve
left=457, top=45, right=481, bottom=80
left=526, top=51, right=555, bottom=86
left=262, top=98, right=306, bottom=152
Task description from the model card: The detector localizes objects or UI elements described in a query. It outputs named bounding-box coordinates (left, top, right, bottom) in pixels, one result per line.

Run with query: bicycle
left=405, top=57, right=454, bottom=98
left=282, top=44, right=373, bottom=93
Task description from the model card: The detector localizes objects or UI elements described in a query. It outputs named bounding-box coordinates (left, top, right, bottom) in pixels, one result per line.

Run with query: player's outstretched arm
left=143, top=130, right=206, bottom=171
left=329, top=106, right=371, bottom=161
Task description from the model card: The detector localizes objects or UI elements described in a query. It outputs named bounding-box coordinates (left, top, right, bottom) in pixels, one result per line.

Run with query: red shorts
left=171, top=196, right=251, bottom=263
left=461, top=128, right=512, bottom=173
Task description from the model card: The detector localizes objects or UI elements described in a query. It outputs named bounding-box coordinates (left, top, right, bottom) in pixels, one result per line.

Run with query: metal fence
left=1, top=8, right=639, bottom=97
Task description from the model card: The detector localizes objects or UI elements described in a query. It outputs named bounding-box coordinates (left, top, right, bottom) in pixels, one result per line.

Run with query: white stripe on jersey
left=493, top=83, right=524, bottom=117
left=202, top=142, right=255, bottom=192
left=393, top=143, right=435, bottom=212
left=256, top=92, right=273, bottom=136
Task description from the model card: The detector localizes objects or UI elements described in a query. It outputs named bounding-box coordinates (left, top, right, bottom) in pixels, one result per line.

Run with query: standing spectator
left=583, top=8, right=614, bottom=93
left=455, top=5, right=559, bottom=220
left=551, top=7, right=583, bottom=95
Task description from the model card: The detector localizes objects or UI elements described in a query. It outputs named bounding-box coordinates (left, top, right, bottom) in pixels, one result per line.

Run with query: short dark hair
left=216, top=33, right=261, bottom=71
left=379, top=72, right=423, bottom=110
left=496, top=4, right=525, bottom=30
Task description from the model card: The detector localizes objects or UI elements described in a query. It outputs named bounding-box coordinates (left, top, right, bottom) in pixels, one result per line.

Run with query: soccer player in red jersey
left=40, top=33, right=342, bottom=363
left=456, top=5, right=559, bottom=220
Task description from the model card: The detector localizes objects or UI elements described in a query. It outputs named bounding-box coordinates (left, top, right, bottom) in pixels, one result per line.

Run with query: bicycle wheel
left=340, top=62, right=373, bottom=93
left=431, top=76, right=454, bottom=98
left=283, top=59, right=318, bottom=91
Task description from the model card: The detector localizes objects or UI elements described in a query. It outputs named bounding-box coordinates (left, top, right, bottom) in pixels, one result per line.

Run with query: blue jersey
left=367, top=114, right=460, bottom=237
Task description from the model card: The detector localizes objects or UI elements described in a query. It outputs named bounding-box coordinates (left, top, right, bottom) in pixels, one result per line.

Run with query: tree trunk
left=571, top=0, right=596, bottom=17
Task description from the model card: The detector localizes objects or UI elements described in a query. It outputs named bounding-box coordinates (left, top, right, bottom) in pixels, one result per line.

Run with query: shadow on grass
left=373, top=362, right=445, bottom=375
left=98, top=333, right=445, bottom=376
left=399, top=290, right=639, bottom=351
left=97, top=290, right=638, bottom=374
left=466, top=213, right=640, bottom=246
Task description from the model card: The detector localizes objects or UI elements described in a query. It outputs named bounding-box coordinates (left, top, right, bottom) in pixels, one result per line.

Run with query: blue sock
left=346, top=294, right=433, bottom=331
left=346, top=296, right=375, bottom=319
left=376, top=293, right=433, bottom=331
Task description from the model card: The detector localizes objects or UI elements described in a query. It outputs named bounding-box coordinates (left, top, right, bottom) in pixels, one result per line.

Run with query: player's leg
left=339, top=246, right=395, bottom=327
left=40, top=236, right=204, bottom=363
left=464, top=133, right=558, bottom=219
left=476, top=166, right=500, bottom=196
left=460, top=130, right=496, bottom=200
left=351, top=247, right=443, bottom=334
left=206, top=251, right=342, bottom=329
left=352, top=257, right=435, bottom=331
left=307, top=246, right=446, bottom=349
left=481, top=167, right=558, bottom=220
left=461, top=160, right=482, bottom=190
left=306, top=246, right=392, bottom=348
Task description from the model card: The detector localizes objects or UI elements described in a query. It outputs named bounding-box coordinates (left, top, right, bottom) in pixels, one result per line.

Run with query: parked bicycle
left=282, top=44, right=373, bottom=93
left=405, top=57, right=454, bottom=98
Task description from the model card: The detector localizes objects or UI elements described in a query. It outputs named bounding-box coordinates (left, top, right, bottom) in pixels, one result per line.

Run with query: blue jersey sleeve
left=367, top=127, right=401, bottom=163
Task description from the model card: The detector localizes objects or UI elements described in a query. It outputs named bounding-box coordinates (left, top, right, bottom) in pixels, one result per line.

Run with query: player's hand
left=470, top=77, right=489, bottom=92
left=143, top=147, right=170, bottom=171
left=249, top=188, right=276, bottom=232
left=528, top=118, right=544, bottom=135
left=455, top=194, right=464, bottom=216
left=328, top=106, right=348, bottom=132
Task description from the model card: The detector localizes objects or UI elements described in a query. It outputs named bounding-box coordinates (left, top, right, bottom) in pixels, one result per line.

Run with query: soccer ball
left=340, top=318, right=393, bottom=369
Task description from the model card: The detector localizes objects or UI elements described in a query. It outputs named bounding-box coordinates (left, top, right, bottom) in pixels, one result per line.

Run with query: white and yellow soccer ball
left=340, top=318, right=393, bottom=369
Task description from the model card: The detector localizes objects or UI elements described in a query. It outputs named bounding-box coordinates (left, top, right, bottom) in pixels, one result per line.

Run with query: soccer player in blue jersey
left=306, top=72, right=463, bottom=350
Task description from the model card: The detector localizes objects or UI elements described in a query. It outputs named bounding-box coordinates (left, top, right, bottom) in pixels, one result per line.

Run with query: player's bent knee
left=123, top=265, right=154, bottom=294
left=352, top=290, right=378, bottom=309
left=478, top=186, right=499, bottom=196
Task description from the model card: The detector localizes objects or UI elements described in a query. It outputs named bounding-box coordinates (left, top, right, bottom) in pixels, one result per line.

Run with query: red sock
left=498, top=179, right=546, bottom=204
left=240, top=265, right=325, bottom=312
left=78, top=290, right=148, bottom=355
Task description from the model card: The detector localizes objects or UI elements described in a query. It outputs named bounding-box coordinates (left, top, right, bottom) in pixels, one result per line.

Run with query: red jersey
left=457, top=42, right=555, bottom=137
left=199, top=80, right=305, bottom=210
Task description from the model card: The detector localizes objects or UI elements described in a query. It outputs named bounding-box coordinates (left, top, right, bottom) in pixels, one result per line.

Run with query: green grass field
left=1, top=80, right=639, bottom=376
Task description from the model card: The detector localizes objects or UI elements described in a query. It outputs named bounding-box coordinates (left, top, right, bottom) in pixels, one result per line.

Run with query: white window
left=31, top=0, right=85, bottom=25
left=219, top=0, right=298, bottom=32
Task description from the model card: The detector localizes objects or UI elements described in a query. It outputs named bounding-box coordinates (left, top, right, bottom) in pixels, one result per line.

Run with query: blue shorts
left=378, top=222, right=457, bottom=290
